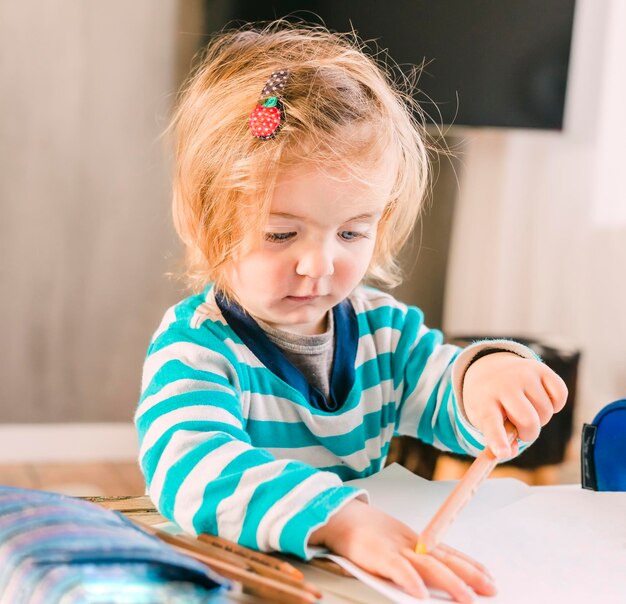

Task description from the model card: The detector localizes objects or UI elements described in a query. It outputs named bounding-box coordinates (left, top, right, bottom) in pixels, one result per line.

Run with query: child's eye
left=339, top=230, right=365, bottom=241
left=264, top=231, right=296, bottom=243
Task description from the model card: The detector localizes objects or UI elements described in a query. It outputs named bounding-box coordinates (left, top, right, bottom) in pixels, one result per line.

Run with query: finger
left=478, top=406, right=511, bottom=459
left=435, top=543, right=494, bottom=580
left=541, top=369, right=568, bottom=413
left=522, top=386, right=555, bottom=426
left=509, top=438, right=520, bottom=457
left=429, top=546, right=497, bottom=597
left=403, top=548, right=475, bottom=604
left=383, top=554, right=429, bottom=599
left=500, top=394, right=542, bottom=443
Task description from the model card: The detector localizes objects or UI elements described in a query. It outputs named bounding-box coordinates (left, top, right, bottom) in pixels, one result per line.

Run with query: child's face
left=224, top=164, right=392, bottom=335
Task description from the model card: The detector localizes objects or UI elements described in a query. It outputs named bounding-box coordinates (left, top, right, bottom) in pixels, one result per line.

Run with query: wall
left=0, top=1, right=189, bottom=431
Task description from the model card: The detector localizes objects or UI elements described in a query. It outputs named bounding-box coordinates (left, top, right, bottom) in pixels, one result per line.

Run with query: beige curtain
left=0, top=1, right=188, bottom=422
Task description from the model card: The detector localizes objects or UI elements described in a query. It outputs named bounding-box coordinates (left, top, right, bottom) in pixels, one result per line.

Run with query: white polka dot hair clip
left=248, top=70, right=289, bottom=140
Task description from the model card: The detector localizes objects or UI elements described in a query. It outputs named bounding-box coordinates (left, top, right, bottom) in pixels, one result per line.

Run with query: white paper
left=312, top=463, right=626, bottom=604
left=446, top=490, right=626, bottom=604
left=346, top=463, right=531, bottom=527
left=156, top=464, right=626, bottom=603
left=324, top=554, right=420, bottom=604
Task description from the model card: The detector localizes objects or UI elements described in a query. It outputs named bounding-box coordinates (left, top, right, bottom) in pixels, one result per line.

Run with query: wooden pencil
left=200, top=532, right=352, bottom=579
left=109, top=497, right=343, bottom=582
left=83, top=494, right=156, bottom=512
left=200, top=533, right=353, bottom=579
left=94, top=495, right=353, bottom=586
left=307, top=557, right=354, bottom=578
left=416, top=423, right=518, bottom=554
left=198, top=532, right=305, bottom=580
left=168, top=542, right=318, bottom=604
left=134, top=520, right=320, bottom=603
left=179, top=534, right=321, bottom=596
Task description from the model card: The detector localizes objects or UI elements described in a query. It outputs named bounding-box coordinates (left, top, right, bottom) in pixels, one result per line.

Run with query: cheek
left=338, top=242, right=376, bottom=281
left=237, top=252, right=289, bottom=286
left=222, top=255, right=258, bottom=292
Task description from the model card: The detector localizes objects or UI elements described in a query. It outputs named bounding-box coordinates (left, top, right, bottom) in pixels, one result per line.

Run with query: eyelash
left=339, top=230, right=365, bottom=241
left=264, top=232, right=296, bottom=243
left=264, top=230, right=367, bottom=244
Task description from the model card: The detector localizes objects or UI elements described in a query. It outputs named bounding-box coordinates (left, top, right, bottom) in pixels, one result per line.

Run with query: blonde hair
left=171, top=21, right=430, bottom=294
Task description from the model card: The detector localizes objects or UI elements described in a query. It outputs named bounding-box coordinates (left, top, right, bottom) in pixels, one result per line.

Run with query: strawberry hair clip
left=248, top=70, right=289, bottom=140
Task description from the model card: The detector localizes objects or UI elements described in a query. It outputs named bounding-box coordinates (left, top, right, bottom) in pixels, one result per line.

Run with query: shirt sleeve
left=393, top=306, right=539, bottom=457
left=134, top=322, right=367, bottom=560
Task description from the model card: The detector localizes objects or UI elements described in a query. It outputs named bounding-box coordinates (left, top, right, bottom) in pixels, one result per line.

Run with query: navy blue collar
left=214, top=291, right=357, bottom=412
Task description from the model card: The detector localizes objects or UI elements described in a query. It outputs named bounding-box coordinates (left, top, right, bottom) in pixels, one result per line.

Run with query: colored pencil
left=133, top=520, right=320, bottom=604
left=198, top=532, right=305, bottom=580
left=416, top=422, right=518, bottom=554
left=94, top=495, right=349, bottom=589
left=307, top=557, right=355, bottom=577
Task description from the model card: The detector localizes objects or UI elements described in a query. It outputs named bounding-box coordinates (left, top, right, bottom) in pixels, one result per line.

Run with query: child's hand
left=309, top=499, right=497, bottom=603
left=462, top=352, right=568, bottom=459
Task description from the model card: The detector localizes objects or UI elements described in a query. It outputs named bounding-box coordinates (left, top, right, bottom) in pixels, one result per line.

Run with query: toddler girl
left=135, top=22, right=567, bottom=602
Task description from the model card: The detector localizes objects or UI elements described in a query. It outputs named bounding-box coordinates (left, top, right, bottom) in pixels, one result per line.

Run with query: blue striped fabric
left=0, top=486, right=227, bottom=603
left=135, top=286, right=500, bottom=559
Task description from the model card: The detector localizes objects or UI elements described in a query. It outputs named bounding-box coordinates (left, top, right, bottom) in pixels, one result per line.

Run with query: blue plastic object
left=581, top=399, right=626, bottom=491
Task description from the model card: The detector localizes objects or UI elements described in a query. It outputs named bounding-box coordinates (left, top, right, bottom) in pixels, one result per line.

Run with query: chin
left=286, top=311, right=323, bottom=324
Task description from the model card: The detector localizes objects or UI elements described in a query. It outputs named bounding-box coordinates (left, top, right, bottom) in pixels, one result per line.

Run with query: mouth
left=285, top=295, right=325, bottom=302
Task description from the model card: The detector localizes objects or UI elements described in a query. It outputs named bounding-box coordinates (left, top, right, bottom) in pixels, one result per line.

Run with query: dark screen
left=205, top=0, right=576, bottom=129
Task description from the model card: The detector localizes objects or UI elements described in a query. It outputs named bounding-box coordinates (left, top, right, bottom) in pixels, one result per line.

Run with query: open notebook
left=304, top=463, right=626, bottom=604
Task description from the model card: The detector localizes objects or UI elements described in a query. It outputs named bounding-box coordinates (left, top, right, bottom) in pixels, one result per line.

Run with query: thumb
left=480, top=412, right=512, bottom=460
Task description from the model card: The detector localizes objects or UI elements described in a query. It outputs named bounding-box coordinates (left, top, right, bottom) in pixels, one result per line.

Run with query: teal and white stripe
left=135, top=285, right=531, bottom=559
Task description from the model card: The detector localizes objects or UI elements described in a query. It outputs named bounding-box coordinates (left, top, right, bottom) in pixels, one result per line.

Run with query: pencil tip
left=415, top=542, right=428, bottom=555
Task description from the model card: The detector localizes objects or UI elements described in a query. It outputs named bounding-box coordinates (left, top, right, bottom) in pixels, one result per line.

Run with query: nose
left=295, top=241, right=335, bottom=279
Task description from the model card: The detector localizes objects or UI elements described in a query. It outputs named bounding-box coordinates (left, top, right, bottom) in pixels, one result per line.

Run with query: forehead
left=270, top=162, right=394, bottom=220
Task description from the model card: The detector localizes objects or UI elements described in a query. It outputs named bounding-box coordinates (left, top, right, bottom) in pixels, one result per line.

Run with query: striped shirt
left=135, top=285, right=532, bottom=559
